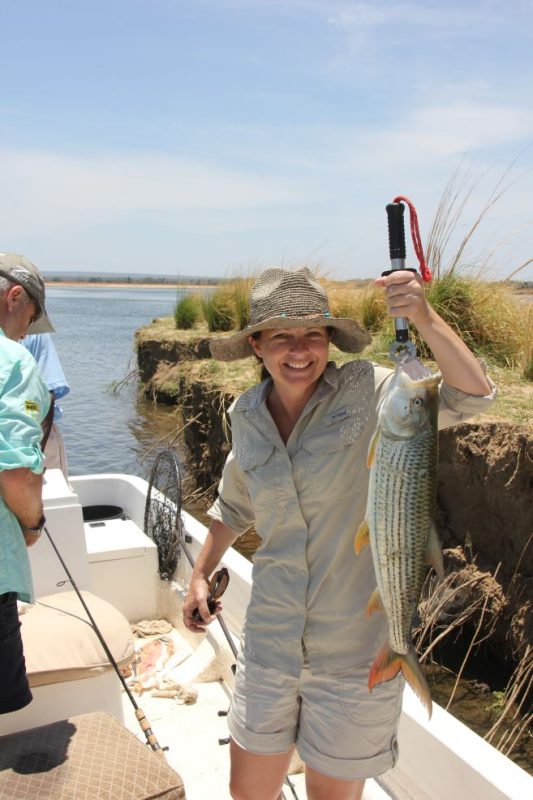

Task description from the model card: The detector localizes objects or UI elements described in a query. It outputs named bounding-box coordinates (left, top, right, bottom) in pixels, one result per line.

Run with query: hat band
left=246, top=311, right=332, bottom=329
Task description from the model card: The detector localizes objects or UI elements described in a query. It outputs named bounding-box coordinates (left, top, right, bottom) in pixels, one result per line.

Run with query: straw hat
left=209, top=267, right=371, bottom=362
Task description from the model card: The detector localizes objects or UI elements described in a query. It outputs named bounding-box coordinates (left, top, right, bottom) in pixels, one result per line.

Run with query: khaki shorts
left=228, top=651, right=403, bottom=781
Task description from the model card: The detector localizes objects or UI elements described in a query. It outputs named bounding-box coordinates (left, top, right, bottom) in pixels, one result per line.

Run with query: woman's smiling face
left=248, top=326, right=331, bottom=395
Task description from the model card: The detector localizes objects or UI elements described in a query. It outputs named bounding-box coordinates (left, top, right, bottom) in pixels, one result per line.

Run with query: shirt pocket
left=235, top=440, right=277, bottom=511
left=300, top=410, right=367, bottom=499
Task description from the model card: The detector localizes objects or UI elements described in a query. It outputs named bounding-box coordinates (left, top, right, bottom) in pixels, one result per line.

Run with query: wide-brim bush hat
left=209, top=266, right=371, bottom=361
left=0, top=253, right=55, bottom=333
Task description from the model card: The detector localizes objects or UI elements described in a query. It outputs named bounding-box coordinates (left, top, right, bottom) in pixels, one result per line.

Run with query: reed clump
left=411, top=274, right=531, bottom=371
left=417, top=160, right=533, bottom=376
left=174, top=293, right=201, bottom=330
left=202, top=288, right=235, bottom=332
left=227, top=276, right=255, bottom=330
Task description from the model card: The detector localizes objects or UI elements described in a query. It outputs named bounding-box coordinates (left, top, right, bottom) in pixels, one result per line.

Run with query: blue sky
left=1, top=0, right=532, bottom=280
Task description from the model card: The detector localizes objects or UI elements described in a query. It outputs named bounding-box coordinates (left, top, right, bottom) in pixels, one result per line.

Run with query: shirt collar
left=235, top=361, right=339, bottom=416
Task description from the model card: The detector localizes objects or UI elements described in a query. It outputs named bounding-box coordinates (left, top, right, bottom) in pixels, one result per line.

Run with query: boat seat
left=0, top=710, right=186, bottom=799
left=0, top=591, right=136, bottom=737
left=21, top=590, right=135, bottom=686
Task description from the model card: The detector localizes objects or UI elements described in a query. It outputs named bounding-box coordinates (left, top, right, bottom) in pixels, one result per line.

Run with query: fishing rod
left=43, top=523, right=166, bottom=757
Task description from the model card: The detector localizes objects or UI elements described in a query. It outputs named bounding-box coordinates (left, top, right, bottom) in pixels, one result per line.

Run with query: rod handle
left=385, top=201, right=408, bottom=339
left=386, top=202, right=406, bottom=260
left=135, top=708, right=165, bottom=756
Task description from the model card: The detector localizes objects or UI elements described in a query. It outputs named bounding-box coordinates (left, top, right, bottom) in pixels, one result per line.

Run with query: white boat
left=0, top=461, right=531, bottom=800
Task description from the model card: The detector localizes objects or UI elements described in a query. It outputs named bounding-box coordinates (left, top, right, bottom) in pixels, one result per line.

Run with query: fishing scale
left=383, top=196, right=432, bottom=364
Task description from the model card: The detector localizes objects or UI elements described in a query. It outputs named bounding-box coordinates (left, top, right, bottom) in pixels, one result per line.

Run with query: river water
left=43, top=285, right=195, bottom=479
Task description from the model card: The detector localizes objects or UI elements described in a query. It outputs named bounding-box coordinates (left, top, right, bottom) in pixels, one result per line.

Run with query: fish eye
left=412, top=397, right=424, bottom=408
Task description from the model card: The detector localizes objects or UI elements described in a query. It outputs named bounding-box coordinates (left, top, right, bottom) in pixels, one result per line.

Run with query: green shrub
left=231, top=278, right=253, bottom=330
left=174, top=293, right=200, bottom=329
left=202, top=289, right=234, bottom=332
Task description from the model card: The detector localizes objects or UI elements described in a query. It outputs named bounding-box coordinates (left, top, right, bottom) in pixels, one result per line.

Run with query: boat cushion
left=20, top=591, right=135, bottom=687
left=0, top=710, right=186, bottom=799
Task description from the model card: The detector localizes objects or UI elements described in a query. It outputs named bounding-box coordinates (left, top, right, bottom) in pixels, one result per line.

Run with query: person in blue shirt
left=0, top=253, right=52, bottom=714
left=23, top=333, right=70, bottom=479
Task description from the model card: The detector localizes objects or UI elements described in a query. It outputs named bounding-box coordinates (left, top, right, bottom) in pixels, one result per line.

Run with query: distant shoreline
left=45, top=280, right=533, bottom=297
left=45, top=281, right=211, bottom=289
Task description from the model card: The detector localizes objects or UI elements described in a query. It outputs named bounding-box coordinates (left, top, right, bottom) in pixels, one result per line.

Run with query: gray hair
left=0, top=275, right=33, bottom=304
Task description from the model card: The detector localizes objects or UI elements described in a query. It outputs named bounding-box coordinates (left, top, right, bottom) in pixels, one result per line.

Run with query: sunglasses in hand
left=191, top=567, right=229, bottom=623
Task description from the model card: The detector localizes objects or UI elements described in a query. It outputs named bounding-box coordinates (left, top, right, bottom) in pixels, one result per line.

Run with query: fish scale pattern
left=368, top=430, right=437, bottom=655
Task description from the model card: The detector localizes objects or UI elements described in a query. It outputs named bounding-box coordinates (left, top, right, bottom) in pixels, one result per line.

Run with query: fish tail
left=368, top=643, right=432, bottom=719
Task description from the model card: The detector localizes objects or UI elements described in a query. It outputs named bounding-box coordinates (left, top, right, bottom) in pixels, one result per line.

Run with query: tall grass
left=228, top=277, right=255, bottom=330
left=425, top=158, right=524, bottom=280
left=420, top=161, right=533, bottom=373
left=202, top=288, right=234, bottom=332
left=409, top=273, right=529, bottom=369
left=174, top=293, right=200, bottom=329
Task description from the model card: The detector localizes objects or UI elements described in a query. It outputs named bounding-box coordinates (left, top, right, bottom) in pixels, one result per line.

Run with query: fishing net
left=144, top=449, right=184, bottom=580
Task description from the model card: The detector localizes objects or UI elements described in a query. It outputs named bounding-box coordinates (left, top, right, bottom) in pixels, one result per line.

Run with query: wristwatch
left=25, top=515, right=46, bottom=538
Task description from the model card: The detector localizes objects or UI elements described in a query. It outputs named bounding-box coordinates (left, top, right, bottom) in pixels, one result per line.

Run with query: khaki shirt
left=208, top=360, right=496, bottom=677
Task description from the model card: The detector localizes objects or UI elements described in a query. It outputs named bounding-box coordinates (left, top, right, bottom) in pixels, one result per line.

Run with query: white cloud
left=325, top=100, right=533, bottom=178
left=328, top=3, right=387, bottom=28
left=2, top=93, right=532, bottom=279
left=327, top=2, right=491, bottom=31
left=0, top=150, right=309, bottom=236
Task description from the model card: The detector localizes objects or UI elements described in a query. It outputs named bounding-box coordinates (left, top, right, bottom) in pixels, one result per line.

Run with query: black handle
left=384, top=201, right=409, bottom=344
left=386, top=202, right=406, bottom=261
left=192, top=597, right=218, bottom=623
left=191, top=567, right=229, bottom=623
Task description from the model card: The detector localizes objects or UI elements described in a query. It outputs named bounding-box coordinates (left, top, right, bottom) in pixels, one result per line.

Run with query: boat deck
left=118, top=618, right=398, bottom=800
left=120, top=675, right=396, bottom=800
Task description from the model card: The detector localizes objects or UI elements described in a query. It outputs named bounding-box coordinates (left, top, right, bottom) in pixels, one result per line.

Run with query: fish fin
left=368, top=643, right=402, bottom=689
left=399, top=647, right=433, bottom=720
left=426, top=523, right=444, bottom=579
left=369, top=643, right=432, bottom=719
left=367, top=430, right=380, bottom=468
left=366, top=588, right=384, bottom=617
left=354, top=519, right=370, bottom=554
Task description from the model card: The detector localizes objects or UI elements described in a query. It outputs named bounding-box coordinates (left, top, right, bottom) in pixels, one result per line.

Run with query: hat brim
left=27, top=311, right=55, bottom=334
left=209, top=315, right=371, bottom=361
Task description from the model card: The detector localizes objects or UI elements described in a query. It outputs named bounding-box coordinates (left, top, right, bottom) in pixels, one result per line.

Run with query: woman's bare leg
left=229, top=738, right=294, bottom=800
left=305, top=764, right=365, bottom=800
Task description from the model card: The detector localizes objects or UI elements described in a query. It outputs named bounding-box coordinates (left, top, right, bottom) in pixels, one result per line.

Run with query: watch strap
left=25, top=514, right=46, bottom=535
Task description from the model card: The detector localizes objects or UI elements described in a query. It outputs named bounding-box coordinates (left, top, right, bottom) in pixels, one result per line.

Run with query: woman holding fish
left=183, top=265, right=494, bottom=800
